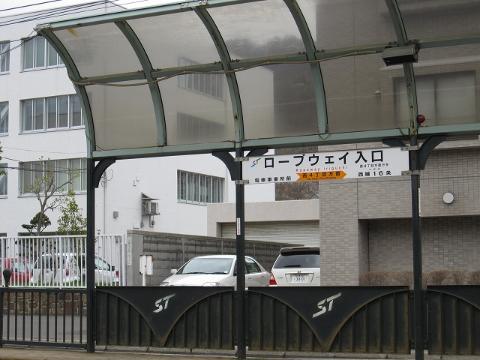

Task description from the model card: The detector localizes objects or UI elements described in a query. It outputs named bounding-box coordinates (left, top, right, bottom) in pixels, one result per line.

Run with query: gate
left=0, top=288, right=86, bottom=348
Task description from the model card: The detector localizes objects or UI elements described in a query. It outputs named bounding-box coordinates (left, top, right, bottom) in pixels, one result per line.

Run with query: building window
left=396, top=71, right=476, bottom=125
left=21, top=95, right=83, bottom=132
left=177, top=170, right=224, bottom=204
left=0, top=102, right=7, bottom=134
left=0, top=164, right=7, bottom=196
left=22, top=36, right=63, bottom=70
left=19, top=158, right=86, bottom=195
left=0, top=41, right=9, bottom=73
left=177, top=112, right=225, bottom=142
left=177, top=58, right=224, bottom=99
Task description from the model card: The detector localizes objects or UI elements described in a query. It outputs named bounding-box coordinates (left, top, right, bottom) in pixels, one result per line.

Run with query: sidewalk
left=0, top=347, right=479, bottom=360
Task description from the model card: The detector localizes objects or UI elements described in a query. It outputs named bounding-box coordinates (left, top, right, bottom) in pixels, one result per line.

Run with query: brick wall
left=319, top=146, right=480, bottom=285
left=369, top=217, right=480, bottom=273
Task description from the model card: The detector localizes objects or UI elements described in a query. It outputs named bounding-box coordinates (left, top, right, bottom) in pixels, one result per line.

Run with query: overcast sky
left=0, top=0, right=177, bottom=17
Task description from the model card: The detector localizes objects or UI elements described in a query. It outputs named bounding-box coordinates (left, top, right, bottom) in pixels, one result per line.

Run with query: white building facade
left=0, top=10, right=274, bottom=238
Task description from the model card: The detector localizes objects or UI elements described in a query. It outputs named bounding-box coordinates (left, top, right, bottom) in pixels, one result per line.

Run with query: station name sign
left=242, top=147, right=409, bottom=185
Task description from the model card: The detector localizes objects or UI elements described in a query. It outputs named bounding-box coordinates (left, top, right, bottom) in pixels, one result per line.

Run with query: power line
left=3, top=146, right=85, bottom=155
left=3, top=165, right=86, bottom=173
left=0, top=0, right=69, bottom=13
left=0, top=0, right=150, bottom=28
left=0, top=1, right=114, bottom=27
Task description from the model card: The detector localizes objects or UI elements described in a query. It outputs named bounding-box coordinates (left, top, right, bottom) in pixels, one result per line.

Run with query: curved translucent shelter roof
left=36, top=0, right=480, bottom=160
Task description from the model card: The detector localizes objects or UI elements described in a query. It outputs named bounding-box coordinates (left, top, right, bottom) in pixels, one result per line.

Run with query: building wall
left=207, top=199, right=319, bottom=237
left=368, top=217, right=480, bottom=273
left=0, top=17, right=274, bottom=237
left=319, top=143, right=480, bottom=285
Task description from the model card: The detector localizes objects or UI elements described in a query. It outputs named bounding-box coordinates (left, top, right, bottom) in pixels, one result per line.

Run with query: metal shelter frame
left=37, top=0, right=480, bottom=159
left=35, top=1, right=480, bottom=359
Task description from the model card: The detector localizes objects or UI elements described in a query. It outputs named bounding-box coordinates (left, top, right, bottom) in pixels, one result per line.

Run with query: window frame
left=0, top=101, right=8, bottom=135
left=394, top=70, right=478, bottom=126
left=177, top=169, right=224, bottom=205
left=22, top=36, right=64, bottom=71
left=177, top=57, right=225, bottom=100
left=0, top=41, right=10, bottom=74
left=0, top=163, right=7, bottom=197
left=21, top=95, right=84, bottom=133
left=19, top=158, right=87, bottom=195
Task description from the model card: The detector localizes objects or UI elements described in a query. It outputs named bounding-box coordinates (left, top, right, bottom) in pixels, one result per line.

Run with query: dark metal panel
left=95, top=287, right=234, bottom=348
left=427, top=286, right=480, bottom=355
left=249, top=286, right=409, bottom=352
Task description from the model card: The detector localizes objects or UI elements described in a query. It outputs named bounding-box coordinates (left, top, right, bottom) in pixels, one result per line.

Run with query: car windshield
left=177, top=258, right=233, bottom=275
left=13, top=261, right=29, bottom=272
left=273, top=252, right=320, bottom=269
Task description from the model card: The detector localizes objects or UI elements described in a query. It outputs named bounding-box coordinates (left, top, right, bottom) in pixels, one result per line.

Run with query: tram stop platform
left=0, top=347, right=479, bottom=360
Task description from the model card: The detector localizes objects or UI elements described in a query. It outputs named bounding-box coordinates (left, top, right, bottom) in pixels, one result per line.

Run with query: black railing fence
left=1, top=288, right=86, bottom=348
left=1, top=285, right=479, bottom=355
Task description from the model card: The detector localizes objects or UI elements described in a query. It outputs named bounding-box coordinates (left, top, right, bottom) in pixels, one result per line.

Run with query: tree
left=21, top=212, right=51, bottom=234
left=22, top=160, right=76, bottom=236
left=57, top=190, right=86, bottom=234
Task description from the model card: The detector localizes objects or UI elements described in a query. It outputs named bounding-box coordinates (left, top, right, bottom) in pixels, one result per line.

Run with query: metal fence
left=1, top=288, right=86, bottom=347
left=0, top=235, right=127, bottom=288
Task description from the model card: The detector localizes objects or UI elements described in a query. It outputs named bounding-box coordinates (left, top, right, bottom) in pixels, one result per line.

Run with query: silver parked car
left=270, top=247, right=321, bottom=286
left=31, top=253, right=119, bottom=286
left=160, top=255, right=270, bottom=288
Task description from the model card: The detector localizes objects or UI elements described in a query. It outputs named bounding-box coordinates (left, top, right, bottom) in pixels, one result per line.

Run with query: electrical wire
left=2, top=146, right=85, bottom=155
left=0, top=1, right=118, bottom=27
left=2, top=165, right=86, bottom=173
left=0, top=0, right=150, bottom=28
left=0, top=0, right=71, bottom=13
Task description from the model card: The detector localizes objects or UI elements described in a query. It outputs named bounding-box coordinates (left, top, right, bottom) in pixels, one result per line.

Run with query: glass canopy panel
left=158, top=73, right=235, bottom=145
left=322, top=54, right=409, bottom=133
left=236, top=63, right=318, bottom=140
left=207, top=0, right=304, bottom=59
left=410, top=44, right=480, bottom=127
left=128, top=11, right=220, bottom=70
left=55, top=23, right=141, bottom=78
left=86, top=83, right=158, bottom=150
left=298, top=0, right=396, bottom=50
left=398, top=0, right=480, bottom=41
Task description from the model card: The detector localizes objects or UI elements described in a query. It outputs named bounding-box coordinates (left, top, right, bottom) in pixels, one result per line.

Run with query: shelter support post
left=213, top=148, right=267, bottom=360
left=87, top=158, right=116, bottom=353
left=387, top=135, right=444, bottom=360
left=409, top=136, right=423, bottom=360
left=411, top=135, right=445, bottom=360
left=235, top=148, right=246, bottom=360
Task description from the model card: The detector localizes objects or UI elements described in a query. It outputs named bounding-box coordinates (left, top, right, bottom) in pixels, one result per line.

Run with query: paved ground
left=0, top=348, right=479, bottom=360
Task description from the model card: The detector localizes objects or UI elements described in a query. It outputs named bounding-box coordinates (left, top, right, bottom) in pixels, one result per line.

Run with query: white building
left=0, top=4, right=274, bottom=238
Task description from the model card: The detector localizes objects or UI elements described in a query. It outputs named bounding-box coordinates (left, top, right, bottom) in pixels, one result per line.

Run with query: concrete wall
left=127, top=230, right=293, bottom=286
left=207, top=199, right=319, bottom=237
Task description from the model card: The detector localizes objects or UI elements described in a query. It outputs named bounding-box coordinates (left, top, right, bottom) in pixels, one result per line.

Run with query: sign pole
left=86, top=158, right=115, bottom=353
left=86, top=158, right=95, bottom=353
left=410, top=135, right=424, bottom=360
left=235, top=147, right=246, bottom=360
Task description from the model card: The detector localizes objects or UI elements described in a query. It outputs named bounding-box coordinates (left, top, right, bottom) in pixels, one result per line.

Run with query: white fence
left=0, top=235, right=127, bottom=287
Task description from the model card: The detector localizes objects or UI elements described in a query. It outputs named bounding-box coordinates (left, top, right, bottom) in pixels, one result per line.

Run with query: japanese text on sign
left=242, top=148, right=409, bottom=184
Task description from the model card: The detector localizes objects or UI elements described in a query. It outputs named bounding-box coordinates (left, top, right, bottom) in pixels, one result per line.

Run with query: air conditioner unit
left=142, top=201, right=159, bottom=216
left=150, top=201, right=159, bottom=215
